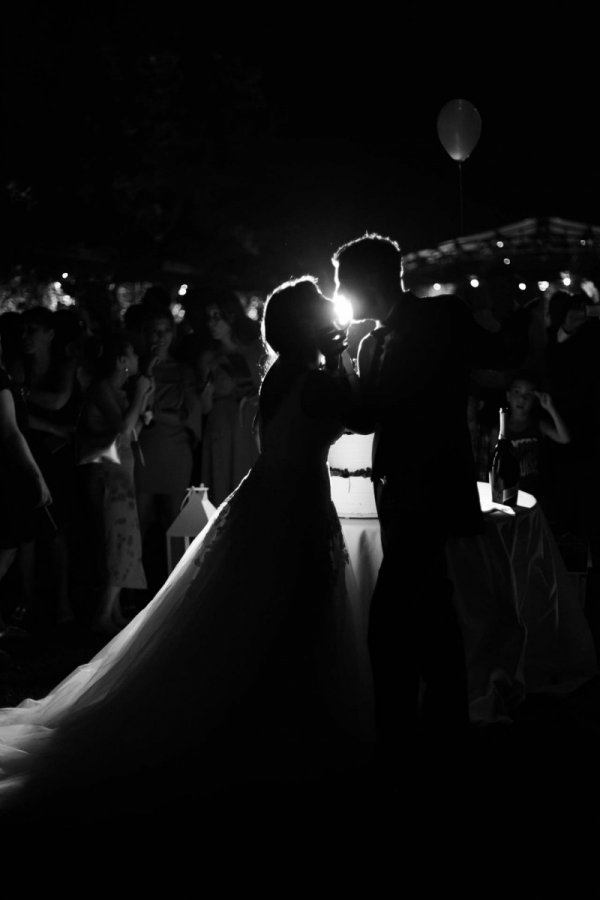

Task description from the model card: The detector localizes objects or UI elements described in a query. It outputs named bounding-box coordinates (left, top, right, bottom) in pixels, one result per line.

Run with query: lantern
left=166, top=485, right=217, bottom=573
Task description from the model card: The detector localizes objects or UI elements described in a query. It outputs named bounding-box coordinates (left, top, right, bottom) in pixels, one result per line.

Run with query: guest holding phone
left=77, top=332, right=153, bottom=634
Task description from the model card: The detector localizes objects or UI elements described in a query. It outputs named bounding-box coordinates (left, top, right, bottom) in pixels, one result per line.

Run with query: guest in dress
left=0, top=331, right=52, bottom=639
left=135, top=308, right=202, bottom=595
left=77, top=332, right=153, bottom=633
left=500, top=371, right=570, bottom=499
left=198, top=291, right=263, bottom=506
left=469, top=371, right=570, bottom=500
left=8, top=307, right=78, bottom=626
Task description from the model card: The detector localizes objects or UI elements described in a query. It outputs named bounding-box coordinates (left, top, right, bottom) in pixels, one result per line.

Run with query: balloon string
left=458, top=161, right=464, bottom=236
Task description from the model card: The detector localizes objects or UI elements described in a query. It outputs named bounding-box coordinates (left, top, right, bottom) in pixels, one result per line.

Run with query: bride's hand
left=34, top=475, right=53, bottom=509
left=319, top=326, right=349, bottom=371
left=339, top=349, right=356, bottom=377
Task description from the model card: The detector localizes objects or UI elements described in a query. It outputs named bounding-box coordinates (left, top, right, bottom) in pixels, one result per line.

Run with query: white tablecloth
left=339, top=482, right=598, bottom=723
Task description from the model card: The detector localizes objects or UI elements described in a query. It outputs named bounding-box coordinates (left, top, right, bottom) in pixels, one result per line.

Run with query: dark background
left=2, top=12, right=598, bottom=294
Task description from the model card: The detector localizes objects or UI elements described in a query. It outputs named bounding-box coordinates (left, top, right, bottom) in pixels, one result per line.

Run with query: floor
left=2, top=581, right=600, bottom=858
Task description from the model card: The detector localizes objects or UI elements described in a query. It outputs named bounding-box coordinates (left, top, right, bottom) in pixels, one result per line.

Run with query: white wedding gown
left=0, top=372, right=374, bottom=822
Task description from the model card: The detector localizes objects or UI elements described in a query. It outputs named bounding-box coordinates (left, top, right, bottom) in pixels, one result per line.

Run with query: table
left=339, top=482, right=598, bottom=724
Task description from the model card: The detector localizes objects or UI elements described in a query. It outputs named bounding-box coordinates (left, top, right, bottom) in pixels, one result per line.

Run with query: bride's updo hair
left=262, top=276, right=334, bottom=360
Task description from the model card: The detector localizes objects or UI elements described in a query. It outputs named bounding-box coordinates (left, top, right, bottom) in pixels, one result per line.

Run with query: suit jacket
left=353, top=292, right=528, bottom=537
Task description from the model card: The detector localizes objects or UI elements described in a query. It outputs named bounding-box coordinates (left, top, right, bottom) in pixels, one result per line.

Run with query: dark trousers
left=368, top=483, right=470, bottom=758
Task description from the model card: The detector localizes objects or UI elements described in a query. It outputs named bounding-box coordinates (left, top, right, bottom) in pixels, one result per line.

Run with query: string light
left=170, top=301, right=186, bottom=323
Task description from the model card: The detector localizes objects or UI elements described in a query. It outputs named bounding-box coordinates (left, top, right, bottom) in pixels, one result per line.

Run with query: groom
left=332, top=233, right=528, bottom=764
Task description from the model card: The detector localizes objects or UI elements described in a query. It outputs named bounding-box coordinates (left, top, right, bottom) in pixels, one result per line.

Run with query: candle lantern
left=166, top=485, right=217, bottom=573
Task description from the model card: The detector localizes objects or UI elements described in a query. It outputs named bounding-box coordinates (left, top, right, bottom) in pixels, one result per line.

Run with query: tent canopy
left=403, top=217, right=600, bottom=288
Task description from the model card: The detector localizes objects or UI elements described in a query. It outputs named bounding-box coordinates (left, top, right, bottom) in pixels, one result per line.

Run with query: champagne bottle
left=489, top=406, right=519, bottom=505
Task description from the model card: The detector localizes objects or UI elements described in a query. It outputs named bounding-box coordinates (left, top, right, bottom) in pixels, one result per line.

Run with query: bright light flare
left=171, top=302, right=186, bottom=323
left=333, top=293, right=353, bottom=327
left=518, top=283, right=527, bottom=291
left=178, top=284, right=188, bottom=296
left=538, top=281, right=550, bottom=292
left=469, top=278, right=479, bottom=288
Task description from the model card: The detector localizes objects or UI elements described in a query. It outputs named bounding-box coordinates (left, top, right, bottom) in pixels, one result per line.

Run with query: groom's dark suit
left=354, top=290, right=527, bottom=750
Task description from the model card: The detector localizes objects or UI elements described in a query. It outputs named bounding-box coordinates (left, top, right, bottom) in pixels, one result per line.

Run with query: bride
left=0, top=277, right=374, bottom=823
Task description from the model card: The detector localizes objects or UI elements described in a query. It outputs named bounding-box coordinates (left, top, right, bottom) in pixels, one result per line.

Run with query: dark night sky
left=2, top=13, right=599, bottom=291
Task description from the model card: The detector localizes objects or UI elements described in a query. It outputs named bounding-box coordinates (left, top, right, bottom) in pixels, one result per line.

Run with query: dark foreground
left=1, top=612, right=600, bottom=873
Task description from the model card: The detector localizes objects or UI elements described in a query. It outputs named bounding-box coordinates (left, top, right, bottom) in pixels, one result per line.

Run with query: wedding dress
left=0, top=370, right=374, bottom=822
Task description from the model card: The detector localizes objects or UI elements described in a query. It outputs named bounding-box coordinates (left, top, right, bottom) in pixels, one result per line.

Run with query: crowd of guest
left=0, top=283, right=264, bottom=647
left=466, top=286, right=600, bottom=575
left=2, top=275, right=600, bottom=655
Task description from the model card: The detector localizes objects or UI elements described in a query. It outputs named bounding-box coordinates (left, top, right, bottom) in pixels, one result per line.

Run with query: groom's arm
left=340, top=334, right=378, bottom=435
